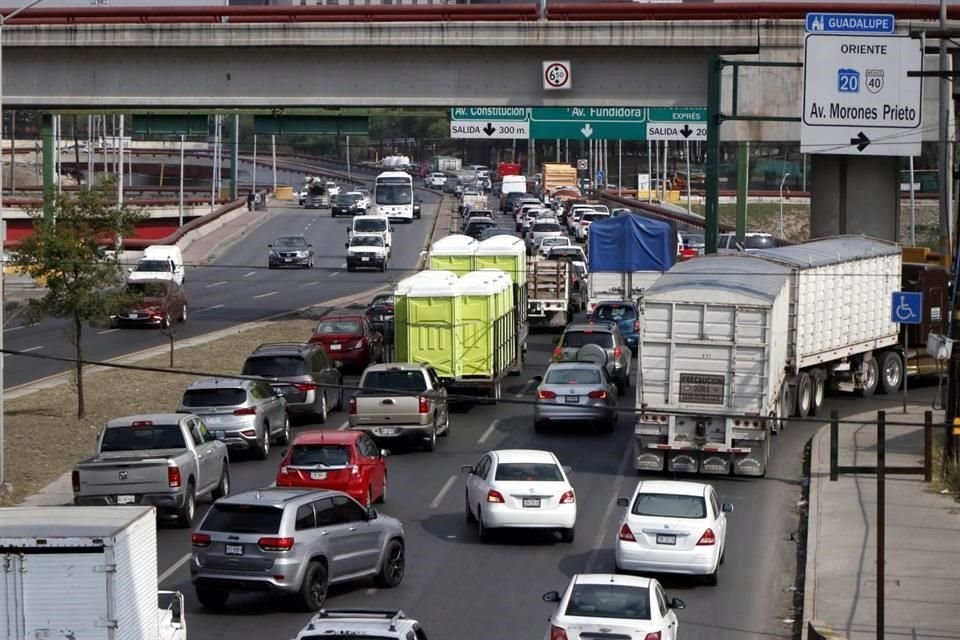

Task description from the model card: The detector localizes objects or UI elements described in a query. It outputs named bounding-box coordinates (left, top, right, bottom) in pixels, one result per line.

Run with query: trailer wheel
left=855, top=355, right=880, bottom=397
left=878, top=351, right=903, bottom=395
left=796, top=372, right=813, bottom=418
left=775, top=385, right=791, bottom=434
left=810, top=369, right=826, bottom=416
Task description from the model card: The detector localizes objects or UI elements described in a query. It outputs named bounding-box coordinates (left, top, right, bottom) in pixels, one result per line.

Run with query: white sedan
left=461, top=449, right=576, bottom=542
left=542, top=574, right=686, bottom=640
left=615, top=480, right=732, bottom=586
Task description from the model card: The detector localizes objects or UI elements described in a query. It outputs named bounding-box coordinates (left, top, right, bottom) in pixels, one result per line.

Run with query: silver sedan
left=533, top=362, right=618, bottom=433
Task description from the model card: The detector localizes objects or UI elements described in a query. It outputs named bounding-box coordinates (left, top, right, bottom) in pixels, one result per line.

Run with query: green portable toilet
left=455, top=271, right=502, bottom=378
left=429, top=234, right=478, bottom=276
left=393, top=271, right=457, bottom=363
left=475, top=235, right=526, bottom=287
left=476, top=269, right=516, bottom=367
left=404, top=275, right=459, bottom=379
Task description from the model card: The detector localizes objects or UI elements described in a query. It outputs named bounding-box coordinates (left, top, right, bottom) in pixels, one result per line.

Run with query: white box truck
left=0, top=506, right=187, bottom=640
left=635, top=237, right=902, bottom=477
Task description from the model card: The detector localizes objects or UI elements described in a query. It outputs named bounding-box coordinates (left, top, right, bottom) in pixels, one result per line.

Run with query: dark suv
left=552, top=321, right=633, bottom=392
left=332, top=193, right=366, bottom=217
left=241, top=343, right=343, bottom=423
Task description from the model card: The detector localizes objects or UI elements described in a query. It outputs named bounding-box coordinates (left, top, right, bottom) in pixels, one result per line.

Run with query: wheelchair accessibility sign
left=892, top=291, right=922, bottom=325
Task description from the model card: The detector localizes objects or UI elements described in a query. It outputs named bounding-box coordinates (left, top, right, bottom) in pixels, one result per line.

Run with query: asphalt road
left=3, top=187, right=441, bottom=388
left=143, top=207, right=825, bottom=640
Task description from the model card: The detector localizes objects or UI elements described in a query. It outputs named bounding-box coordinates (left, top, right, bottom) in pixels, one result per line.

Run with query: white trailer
left=586, top=271, right=663, bottom=316
left=0, top=506, right=187, bottom=640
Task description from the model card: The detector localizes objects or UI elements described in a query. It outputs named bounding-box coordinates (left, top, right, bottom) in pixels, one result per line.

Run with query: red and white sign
left=542, top=61, right=572, bottom=91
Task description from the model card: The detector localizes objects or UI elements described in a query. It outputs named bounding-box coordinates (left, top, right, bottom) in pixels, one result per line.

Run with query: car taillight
left=587, top=390, right=608, bottom=400
left=633, top=321, right=640, bottom=332
left=619, top=523, right=636, bottom=542
left=233, top=407, right=257, bottom=416
left=71, top=470, right=80, bottom=493
left=613, top=347, right=622, bottom=358
left=294, top=383, right=316, bottom=392
left=418, top=397, right=430, bottom=414
left=167, top=465, right=182, bottom=489
left=550, top=625, right=569, bottom=640
left=258, top=537, right=295, bottom=551
left=559, top=490, right=575, bottom=504
left=486, top=489, right=505, bottom=503
left=241, top=428, right=256, bottom=437
left=538, top=389, right=557, bottom=400
left=191, top=533, right=211, bottom=547
left=697, top=528, right=717, bottom=546
left=349, top=397, right=357, bottom=415
left=552, top=346, right=563, bottom=358
left=351, top=465, right=360, bottom=476
left=644, top=633, right=662, bottom=640
left=352, top=340, right=364, bottom=350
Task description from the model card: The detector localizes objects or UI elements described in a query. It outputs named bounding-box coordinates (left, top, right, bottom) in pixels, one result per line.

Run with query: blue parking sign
left=891, top=291, right=922, bottom=325
left=837, top=68, right=860, bottom=93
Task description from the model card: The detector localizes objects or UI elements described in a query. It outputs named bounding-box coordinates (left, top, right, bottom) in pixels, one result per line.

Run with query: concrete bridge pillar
left=809, top=155, right=900, bottom=242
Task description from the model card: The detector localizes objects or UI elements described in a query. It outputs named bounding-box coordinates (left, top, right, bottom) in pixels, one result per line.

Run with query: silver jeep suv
left=294, top=610, right=428, bottom=640
left=190, top=487, right=405, bottom=611
left=552, top=321, right=633, bottom=392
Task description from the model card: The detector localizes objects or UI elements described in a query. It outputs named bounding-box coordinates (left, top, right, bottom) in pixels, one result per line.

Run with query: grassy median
left=1, top=318, right=318, bottom=507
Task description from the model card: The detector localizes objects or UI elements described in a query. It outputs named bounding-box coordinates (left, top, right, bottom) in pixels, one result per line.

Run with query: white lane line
left=253, top=291, right=279, bottom=299
left=20, top=346, right=43, bottom=353
left=196, top=304, right=224, bottom=313
left=429, top=475, right=458, bottom=509
left=366, top=587, right=378, bottom=595
left=329, top=272, right=339, bottom=278
left=584, top=441, right=635, bottom=575
left=243, top=271, right=257, bottom=278
left=97, top=329, right=120, bottom=335
left=205, top=281, right=227, bottom=288
left=340, top=262, right=347, bottom=268
left=158, top=553, right=191, bottom=585
left=337, top=420, right=350, bottom=431
left=300, top=281, right=320, bottom=288
left=477, top=419, right=499, bottom=445
left=3, top=325, right=25, bottom=332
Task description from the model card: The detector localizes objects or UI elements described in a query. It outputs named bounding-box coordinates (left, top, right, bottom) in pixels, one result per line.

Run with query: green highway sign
left=131, top=114, right=210, bottom=136
left=253, top=115, right=368, bottom=136
left=450, top=107, right=529, bottom=121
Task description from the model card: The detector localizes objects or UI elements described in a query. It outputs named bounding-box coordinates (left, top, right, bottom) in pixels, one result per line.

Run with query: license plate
left=374, top=427, right=398, bottom=436
left=361, top=257, right=371, bottom=262
left=565, top=395, right=579, bottom=404
left=224, top=544, right=244, bottom=556
left=116, top=495, right=135, bottom=505
left=656, top=534, right=677, bottom=545
left=284, top=258, right=292, bottom=262
left=310, top=471, right=327, bottom=480
left=522, top=497, right=541, bottom=508
left=204, top=415, right=221, bottom=424
left=330, top=344, right=342, bottom=351
left=127, top=314, right=138, bottom=319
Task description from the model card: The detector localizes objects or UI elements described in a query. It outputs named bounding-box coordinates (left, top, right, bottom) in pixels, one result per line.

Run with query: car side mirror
left=345, top=243, right=350, bottom=249
left=531, top=375, right=543, bottom=384
left=562, top=465, right=572, bottom=475
left=380, top=449, right=390, bottom=457
left=308, top=244, right=313, bottom=248
left=552, top=336, right=560, bottom=345
left=670, top=597, right=686, bottom=610
left=722, top=503, right=734, bottom=513
left=616, top=497, right=629, bottom=507
left=280, top=449, right=288, bottom=457
left=460, top=464, right=474, bottom=474
left=267, top=244, right=272, bottom=248
left=366, top=507, right=378, bottom=520
left=542, top=591, right=561, bottom=603
left=127, top=267, right=133, bottom=273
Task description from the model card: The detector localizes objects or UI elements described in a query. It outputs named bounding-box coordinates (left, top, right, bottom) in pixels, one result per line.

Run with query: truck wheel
left=296, top=562, right=329, bottom=612
left=423, top=427, right=437, bottom=452
left=195, top=586, right=229, bottom=609
left=373, top=539, right=405, bottom=588
left=810, top=369, right=826, bottom=416
left=175, top=485, right=196, bottom=528
left=856, top=355, right=880, bottom=397
left=878, top=351, right=903, bottom=395
left=775, top=386, right=791, bottom=434
left=212, top=465, right=230, bottom=500
left=796, top=372, right=813, bottom=418
left=255, top=427, right=270, bottom=460
left=274, top=414, right=291, bottom=445
left=315, top=392, right=328, bottom=424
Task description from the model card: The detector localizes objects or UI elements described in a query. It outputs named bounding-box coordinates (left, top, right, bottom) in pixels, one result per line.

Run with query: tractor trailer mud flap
left=634, top=427, right=769, bottom=476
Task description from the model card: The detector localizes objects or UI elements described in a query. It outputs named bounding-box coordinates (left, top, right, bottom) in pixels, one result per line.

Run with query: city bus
left=372, top=171, right=417, bottom=223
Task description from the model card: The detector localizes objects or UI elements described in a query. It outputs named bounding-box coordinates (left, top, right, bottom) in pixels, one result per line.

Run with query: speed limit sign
left=542, top=61, right=572, bottom=91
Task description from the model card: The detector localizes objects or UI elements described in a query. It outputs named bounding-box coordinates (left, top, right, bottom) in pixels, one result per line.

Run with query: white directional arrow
left=580, top=123, right=594, bottom=138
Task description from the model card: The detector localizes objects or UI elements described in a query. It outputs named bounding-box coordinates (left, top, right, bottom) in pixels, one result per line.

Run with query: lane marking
left=340, top=262, right=347, bottom=268
left=584, top=440, right=635, bottom=574
left=329, top=272, right=339, bottom=278
left=243, top=271, right=257, bottom=278
left=429, top=475, right=458, bottom=509
left=477, top=419, right=499, bottom=445
left=337, top=420, right=350, bottom=431
left=20, top=346, right=43, bottom=353
left=205, top=281, right=227, bottom=288
left=253, top=291, right=278, bottom=299
left=366, top=588, right=378, bottom=595
left=300, top=281, right=320, bottom=288
left=2, top=325, right=25, bottom=332
left=97, top=329, right=120, bottom=335
left=158, top=553, right=191, bottom=585
left=197, top=304, right=224, bottom=313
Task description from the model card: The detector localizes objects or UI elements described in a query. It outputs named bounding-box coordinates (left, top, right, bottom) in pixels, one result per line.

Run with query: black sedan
left=267, top=235, right=314, bottom=268
left=331, top=193, right=367, bottom=217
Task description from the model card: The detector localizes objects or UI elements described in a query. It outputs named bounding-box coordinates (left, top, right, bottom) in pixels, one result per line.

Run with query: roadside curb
left=415, top=195, right=447, bottom=271
left=801, top=424, right=828, bottom=640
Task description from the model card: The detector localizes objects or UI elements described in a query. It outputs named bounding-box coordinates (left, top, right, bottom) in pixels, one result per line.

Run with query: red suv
left=275, top=430, right=388, bottom=507
left=309, top=313, right=384, bottom=373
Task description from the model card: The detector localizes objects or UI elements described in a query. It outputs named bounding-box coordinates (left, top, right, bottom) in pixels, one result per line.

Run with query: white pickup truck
left=345, top=233, right=390, bottom=272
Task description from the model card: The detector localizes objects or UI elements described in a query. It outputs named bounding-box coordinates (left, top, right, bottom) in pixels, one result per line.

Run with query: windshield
left=495, top=462, right=563, bottom=482
left=542, top=238, right=569, bottom=246
left=351, top=236, right=385, bottom=248
left=241, top=356, right=308, bottom=378
left=315, top=319, right=362, bottom=335
left=361, top=370, right=427, bottom=393
left=181, top=388, right=246, bottom=408
left=582, top=213, right=609, bottom=223
left=376, top=183, right=413, bottom=206
left=124, top=282, right=168, bottom=298
left=134, top=259, right=172, bottom=273
left=274, top=237, right=307, bottom=248
left=336, top=194, right=359, bottom=205
left=100, top=424, right=186, bottom=452
left=565, top=585, right=651, bottom=621
left=549, top=249, right=584, bottom=260
left=595, top=305, right=637, bottom=322
left=369, top=294, right=394, bottom=307
left=633, top=493, right=707, bottom=518
left=546, top=368, right=602, bottom=385
left=745, top=235, right=777, bottom=250
left=467, top=220, right=495, bottom=230
left=533, top=223, right=562, bottom=233
left=562, top=330, right=614, bottom=349
left=683, top=234, right=705, bottom=245
left=201, top=504, right=283, bottom=534
left=354, top=219, right=387, bottom=233
left=289, top=444, right=351, bottom=467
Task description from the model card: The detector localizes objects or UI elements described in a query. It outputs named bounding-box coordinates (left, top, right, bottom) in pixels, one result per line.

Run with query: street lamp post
left=779, top=172, right=791, bottom=238
left=0, top=0, right=47, bottom=495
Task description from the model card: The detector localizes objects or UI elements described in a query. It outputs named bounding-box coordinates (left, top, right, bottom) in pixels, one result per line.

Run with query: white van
left=127, top=245, right=185, bottom=286
left=347, top=215, right=392, bottom=253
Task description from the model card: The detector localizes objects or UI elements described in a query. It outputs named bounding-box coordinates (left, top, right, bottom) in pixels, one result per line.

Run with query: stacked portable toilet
left=393, top=271, right=457, bottom=374
left=454, top=270, right=514, bottom=380
left=474, top=236, right=528, bottom=368
left=427, top=234, right=477, bottom=276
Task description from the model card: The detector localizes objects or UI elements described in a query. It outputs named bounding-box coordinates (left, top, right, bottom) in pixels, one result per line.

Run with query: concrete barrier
left=806, top=621, right=845, bottom=640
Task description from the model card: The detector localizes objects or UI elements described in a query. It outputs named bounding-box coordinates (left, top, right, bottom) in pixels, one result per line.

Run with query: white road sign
left=450, top=120, right=530, bottom=139
left=801, top=34, right=923, bottom=156
left=646, top=122, right=707, bottom=141
left=543, top=61, right=572, bottom=91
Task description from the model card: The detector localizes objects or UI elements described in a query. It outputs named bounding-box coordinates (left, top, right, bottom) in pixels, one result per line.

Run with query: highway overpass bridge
left=3, top=1, right=959, bottom=245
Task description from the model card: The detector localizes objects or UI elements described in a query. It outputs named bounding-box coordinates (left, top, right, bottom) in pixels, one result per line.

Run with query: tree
left=10, top=184, right=144, bottom=418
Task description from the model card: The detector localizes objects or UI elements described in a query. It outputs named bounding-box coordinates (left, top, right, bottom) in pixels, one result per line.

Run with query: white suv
left=426, top=173, right=447, bottom=188
left=294, top=609, right=428, bottom=640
